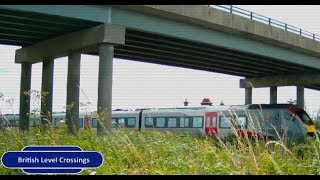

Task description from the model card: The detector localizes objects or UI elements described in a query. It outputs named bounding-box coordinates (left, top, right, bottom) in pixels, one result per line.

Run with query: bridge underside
left=0, top=7, right=101, bottom=46
left=1, top=6, right=320, bottom=131
left=1, top=6, right=320, bottom=85
left=1, top=7, right=320, bottom=81
left=114, top=29, right=320, bottom=79
left=90, top=29, right=320, bottom=92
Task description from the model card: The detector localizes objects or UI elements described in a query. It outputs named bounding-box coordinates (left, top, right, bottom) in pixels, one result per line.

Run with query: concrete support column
left=66, top=52, right=81, bottom=134
left=41, top=57, right=54, bottom=127
left=245, top=87, right=252, bottom=105
left=19, top=62, right=32, bottom=131
left=297, top=85, right=304, bottom=109
left=97, top=44, right=114, bottom=132
left=270, top=86, right=277, bottom=104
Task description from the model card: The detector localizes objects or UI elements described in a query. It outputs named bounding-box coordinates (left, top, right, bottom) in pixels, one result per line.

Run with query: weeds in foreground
left=1, top=90, right=320, bottom=174
left=0, top=126, right=319, bottom=175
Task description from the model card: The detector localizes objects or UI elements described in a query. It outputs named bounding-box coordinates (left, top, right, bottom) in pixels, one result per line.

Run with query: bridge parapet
left=119, top=5, right=320, bottom=58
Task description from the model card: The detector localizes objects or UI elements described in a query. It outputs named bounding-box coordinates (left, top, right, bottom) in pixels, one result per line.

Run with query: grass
left=0, top=125, right=320, bottom=175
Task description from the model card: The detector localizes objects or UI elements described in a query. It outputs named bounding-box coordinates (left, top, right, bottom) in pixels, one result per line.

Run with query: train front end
left=289, top=106, right=317, bottom=137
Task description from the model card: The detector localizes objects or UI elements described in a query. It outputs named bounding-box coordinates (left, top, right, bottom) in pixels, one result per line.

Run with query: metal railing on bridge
left=211, top=5, right=320, bottom=42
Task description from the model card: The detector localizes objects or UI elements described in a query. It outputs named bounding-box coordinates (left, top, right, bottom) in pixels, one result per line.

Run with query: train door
left=205, top=112, right=217, bottom=136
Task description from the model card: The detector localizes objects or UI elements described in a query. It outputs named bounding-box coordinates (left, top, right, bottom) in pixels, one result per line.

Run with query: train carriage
left=1, top=104, right=316, bottom=142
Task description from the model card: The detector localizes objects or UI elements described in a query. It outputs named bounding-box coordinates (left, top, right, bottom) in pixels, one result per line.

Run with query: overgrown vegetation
left=1, top=91, right=320, bottom=175
left=0, top=125, right=319, bottom=175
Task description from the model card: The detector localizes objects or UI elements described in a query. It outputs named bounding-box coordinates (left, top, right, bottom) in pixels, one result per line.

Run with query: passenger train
left=0, top=104, right=317, bottom=141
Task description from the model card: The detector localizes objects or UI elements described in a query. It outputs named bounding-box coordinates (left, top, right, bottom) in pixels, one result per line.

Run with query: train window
left=127, top=118, right=136, bottom=127
left=284, top=113, right=298, bottom=122
left=168, top=118, right=177, bottom=128
left=30, top=120, right=35, bottom=127
left=192, top=117, right=203, bottom=128
left=212, top=117, right=217, bottom=127
left=79, top=118, right=83, bottom=128
left=206, top=117, right=211, bottom=127
left=118, top=118, right=125, bottom=127
left=54, top=118, right=58, bottom=126
left=145, top=117, right=154, bottom=128
left=284, top=112, right=294, bottom=121
left=180, top=117, right=184, bottom=128
left=236, top=116, right=247, bottom=128
left=53, top=118, right=58, bottom=127
left=180, top=117, right=189, bottom=128
left=156, top=118, right=165, bottom=128
left=112, top=119, right=117, bottom=128
left=92, top=118, right=97, bottom=128
left=295, top=109, right=314, bottom=125
left=185, top=118, right=189, bottom=127
left=219, top=116, right=231, bottom=128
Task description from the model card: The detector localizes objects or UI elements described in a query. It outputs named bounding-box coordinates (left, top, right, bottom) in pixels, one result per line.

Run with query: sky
left=0, top=5, right=320, bottom=118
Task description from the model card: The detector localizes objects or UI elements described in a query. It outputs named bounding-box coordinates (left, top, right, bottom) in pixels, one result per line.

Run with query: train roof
left=1, top=104, right=302, bottom=117
left=112, top=110, right=140, bottom=114
left=146, top=105, right=248, bottom=112
left=247, top=104, right=298, bottom=110
left=158, top=106, right=207, bottom=110
left=140, top=104, right=300, bottom=113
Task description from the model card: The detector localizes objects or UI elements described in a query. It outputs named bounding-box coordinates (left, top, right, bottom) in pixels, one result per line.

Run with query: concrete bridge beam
left=240, top=73, right=320, bottom=88
left=15, top=24, right=125, bottom=64
left=19, top=62, right=32, bottom=131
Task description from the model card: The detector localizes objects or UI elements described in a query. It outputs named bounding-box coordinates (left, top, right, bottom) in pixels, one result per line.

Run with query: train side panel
left=141, top=109, right=207, bottom=136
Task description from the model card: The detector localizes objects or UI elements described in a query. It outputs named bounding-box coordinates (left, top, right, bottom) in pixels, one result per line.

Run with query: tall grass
left=1, top=90, right=320, bottom=175
left=0, top=125, right=319, bottom=175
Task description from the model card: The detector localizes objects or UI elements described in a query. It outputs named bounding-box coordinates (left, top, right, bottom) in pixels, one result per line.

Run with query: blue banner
left=1, top=145, right=103, bottom=174
left=22, top=145, right=82, bottom=151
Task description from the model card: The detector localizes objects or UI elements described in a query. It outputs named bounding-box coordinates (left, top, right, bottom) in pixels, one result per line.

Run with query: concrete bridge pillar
left=15, top=23, right=125, bottom=132
left=19, top=62, right=32, bottom=131
left=41, top=57, right=54, bottom=127
left=245, top=87, right=252, bottom=105
left=66, top=52, right=81, bottom=134
left=97, top=44, right=114, bottom=132
left=297, top=85, right=304, bottom=109
left=270, top=86, right=277, bottom=104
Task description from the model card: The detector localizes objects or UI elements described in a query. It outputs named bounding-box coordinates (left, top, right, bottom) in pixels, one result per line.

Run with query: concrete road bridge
left=0, top=5, right=319, bottom=132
